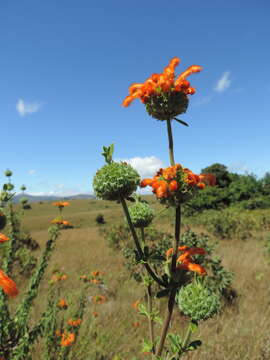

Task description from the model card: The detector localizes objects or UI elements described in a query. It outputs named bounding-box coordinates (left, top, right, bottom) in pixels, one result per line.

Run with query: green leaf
left=174, top=118, right=189, bottom=127
left=190, top=320, right=199, bottom=333
left=187, top=340, right=202, bottom=351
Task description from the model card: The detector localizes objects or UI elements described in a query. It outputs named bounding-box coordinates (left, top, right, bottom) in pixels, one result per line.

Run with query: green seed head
left=177, top=281, right=220, bottom=322
left=93, top=162, right=140, bottom=201
left=128, top=201, right=155, bottom=228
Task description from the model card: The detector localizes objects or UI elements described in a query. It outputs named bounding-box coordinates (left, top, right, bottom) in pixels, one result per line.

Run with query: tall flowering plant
left=94, top=57, right=220, bottom=358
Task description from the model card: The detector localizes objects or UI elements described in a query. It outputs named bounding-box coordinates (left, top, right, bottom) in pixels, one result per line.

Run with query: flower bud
left=177, top=281, right=220, bottom=321
left=128, top=202, right=154, bottom=228
left=93, top=162, right=140, bottom=201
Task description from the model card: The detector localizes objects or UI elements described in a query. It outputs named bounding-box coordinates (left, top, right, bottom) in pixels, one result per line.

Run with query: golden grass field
left=9, top=198, right=270, bottom=359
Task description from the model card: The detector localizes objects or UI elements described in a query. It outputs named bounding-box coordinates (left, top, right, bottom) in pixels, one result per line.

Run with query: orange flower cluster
left=166, top=246, right=207, bottom=275
left=50, top=273, right=68, bottom=283
left=0, top=233, right=9, bottom=243
left=80, top=270, right=104, bottom=284
left=53, top=201, right=70, bottom=208
left=58, top=298, right=68, bottom=309
left=67, top=318, right=82, bottom=327
left=92, top=294, right=106, bottom=304
left=122, top=57, right=202, bottom=107
left=60, top=331, right=75, bottom=347
left=51, top=219, right=71, bottom=227
left=141, top=164, right=216, bottom=203
left=0, top=270, right=19, bottom=298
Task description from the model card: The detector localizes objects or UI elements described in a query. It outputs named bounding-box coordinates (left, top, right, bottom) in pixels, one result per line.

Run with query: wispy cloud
left=120, top=156, right=163, bottom=178
left=214, top=71, right=231, bottom=92
left=28, top=169, right=36, bottom=175
left=16, top=99, right=42, bottom=117
left=194, top=95, right=213, bottom=106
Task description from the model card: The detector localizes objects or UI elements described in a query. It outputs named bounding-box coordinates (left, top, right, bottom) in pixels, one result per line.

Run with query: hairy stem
left=166, top=119, right=175, bottom=166
left=147, top=284, right=155, bottom=355
left=120, top=198, right=165, bottom=287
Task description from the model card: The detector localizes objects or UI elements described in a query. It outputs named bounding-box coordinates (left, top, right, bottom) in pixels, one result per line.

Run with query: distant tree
left=228, top=174, right=259, bottom=202
left=201, top=163, right=232, bottom=188
left=260, top=172, right=270, bottom=195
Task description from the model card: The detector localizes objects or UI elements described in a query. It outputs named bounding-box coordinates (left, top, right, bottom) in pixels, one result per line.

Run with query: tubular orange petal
left=129, top=83, right=144, bottom=95
left=151, top=73, right=160, bottom=83
left=0, top=270, right=19, bottom=298
left=168, top=57, right=180, bottom=70
left=166, top=248, right=174, bottom=258
left=0, top=233, right=9, bottom=243
left=169, top=180, right=178, bottom=191
left=140, top=178, right=153, bottom=188
left=177, top=262, right=207, bottom=275
left=122, top=95, right=135, bottom=107
left=186, top=87, right=196, bottom=95
left=175, top=65, right=202, bottom=84
left=197, top=182, right=206, bottom=189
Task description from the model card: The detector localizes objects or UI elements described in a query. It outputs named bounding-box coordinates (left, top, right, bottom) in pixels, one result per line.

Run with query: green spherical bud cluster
left=20, top=197, right=28, bottom=204
left=0, top=191, right=10, bottom=202
left=93, top=162, right=140, bottom=201
left=128, top=202, right=154, bottom=228
left=145, top=91, right=189, bottom=121
left=4, top=169, right=12, bottom=177
left=20, top=185, right=27, bottom=192
left=6, top=183, right=14, bottom=191
left=177, top=282, right=220, bottom=322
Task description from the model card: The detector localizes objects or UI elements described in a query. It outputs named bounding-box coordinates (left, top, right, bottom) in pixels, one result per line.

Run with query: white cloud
left=16, top=99, right=42, bottom=117
left=194, top=95, right=213, bottom=106
left=28, top=169, right=36, bottom=175
left=120, top=156, right=164, bottom=178
left=214, top=71, right=231, bottom=92
left=228, top=162, right=249, bottom=174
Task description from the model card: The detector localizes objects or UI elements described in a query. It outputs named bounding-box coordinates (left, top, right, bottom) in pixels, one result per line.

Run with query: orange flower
left=58, top=298, right=68, bottom=309
left=132, top=300, right=140, bottom=311
left=166, top=246, right=207, bottom=275
left=91, top=270, right=102, bottom=277
left=92, top=295, right=106, bottom=304
left=61, top=332, right=75, bottom=347
left=68, top=318, right=82, bottom=327
left=92, top=311, right=98, bottom=317
left=55, top=330, right=62, bottom=337
left=122, top=57, right=202, bottom=107
left=60, top=274, right=68, bottom=281
left=0, top=270, right=19, bottom=298
left=62, top=220, right=70, bottom=226
left=90, top=278, right=100, bottom=284
left=53, top=201, right=70, bottom=208
left=132, top=322, right=140, bottom=327
left=199, top=174, right=216, bottom=186
left=0, top=233, right=9, bottom=243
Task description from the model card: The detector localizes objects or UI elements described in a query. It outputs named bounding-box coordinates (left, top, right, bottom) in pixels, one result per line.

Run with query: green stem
left=140, top=227, right=145, bottom=248
left=180, top=321, right=194, bottom=356
left=120, top=198, right=165, bottom=287
left=147, top=284, right=155, bottom=355
left=166, top=119, right=175, bottom=166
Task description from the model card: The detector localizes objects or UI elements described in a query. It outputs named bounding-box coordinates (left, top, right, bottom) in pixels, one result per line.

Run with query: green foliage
left=0, top=211, right=6, bottom=230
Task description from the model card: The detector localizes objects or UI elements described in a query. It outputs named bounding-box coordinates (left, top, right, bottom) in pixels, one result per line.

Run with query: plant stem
left=140, top=227, right=145, bottom=248
left=166, top=119, right=175, bottom=166
left=156, top=118, right=182, bottom=356
left=120, top=198, right=165, bottom=287
left=180, top=321, right=194, bottom=356
left=156, top=288, right=176, bottom=356
left=147, top=284, right=155, bottom=355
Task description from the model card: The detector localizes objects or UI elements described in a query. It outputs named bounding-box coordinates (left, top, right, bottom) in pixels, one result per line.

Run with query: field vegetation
left=1, top=193, right=269, bottom=359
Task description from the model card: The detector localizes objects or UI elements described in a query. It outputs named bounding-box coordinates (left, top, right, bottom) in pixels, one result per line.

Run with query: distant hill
left=13, top=193, right=95, bottom=203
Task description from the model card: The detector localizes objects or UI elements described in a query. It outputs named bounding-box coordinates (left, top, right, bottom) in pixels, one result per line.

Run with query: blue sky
left=1, top=1, right=270, bottom=196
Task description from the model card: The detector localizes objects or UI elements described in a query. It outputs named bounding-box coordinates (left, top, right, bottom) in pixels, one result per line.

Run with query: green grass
left=7, top=198, right=270, bottom=359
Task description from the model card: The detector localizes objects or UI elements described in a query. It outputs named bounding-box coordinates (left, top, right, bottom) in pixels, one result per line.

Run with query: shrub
left=95, top=214, right=106, bottom=225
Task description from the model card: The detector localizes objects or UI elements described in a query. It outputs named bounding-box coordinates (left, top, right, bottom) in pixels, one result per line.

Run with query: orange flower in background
left=132, top=322, right=140, bottom=328
left=92, top=311, right=98, bottom=317
left=122, top=57, right=202, bottom=107
left=67, top=318, right=82, bottom=327
left=0, top=270, right=19, bottom=298
left=61, top=332, right=75, bottom=347
left=132, top=300, right=140, bottom=311
left=55, top=330, right=62, bottom=337
left=58, top=298, right=68, bottom=309
left=91, top=270, right=101, bottom=277
left=166, top=246, right=207, bottom=275
left=62, top=220, right=71, bottom=227
left=92, top=295, right=106, bottom=304
left=53, top=201, right=70, bottom=208
left=0, top=233, right=9, bottom=243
